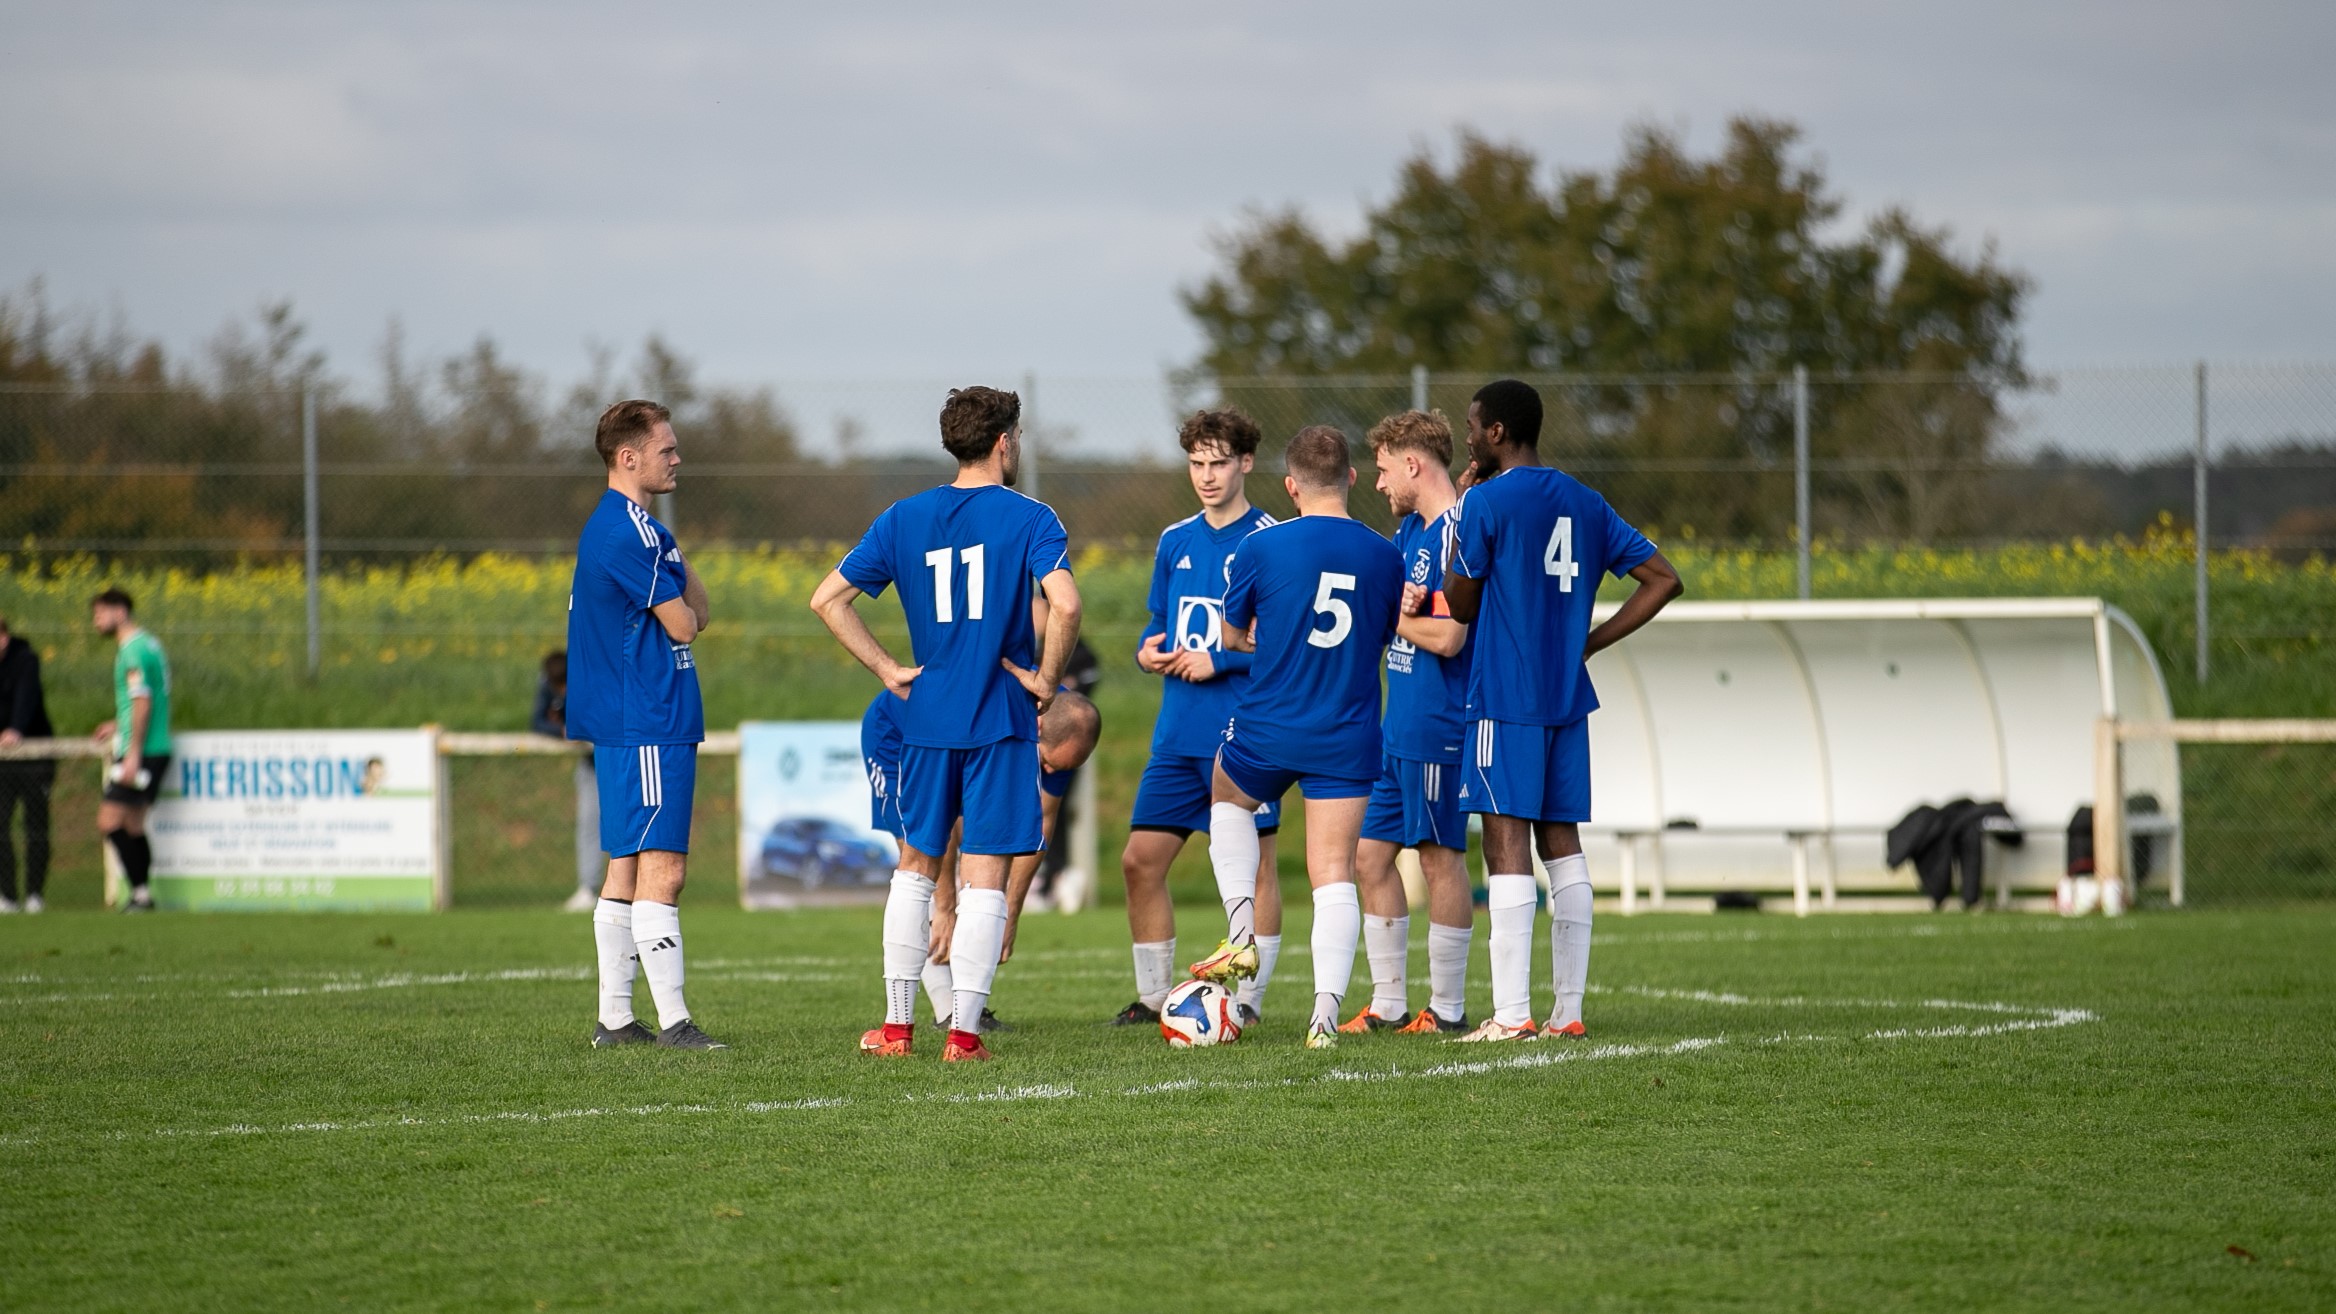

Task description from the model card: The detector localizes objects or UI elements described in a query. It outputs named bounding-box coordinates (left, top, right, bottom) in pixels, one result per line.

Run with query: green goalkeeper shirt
left=112, top=629, right=172, bottom=758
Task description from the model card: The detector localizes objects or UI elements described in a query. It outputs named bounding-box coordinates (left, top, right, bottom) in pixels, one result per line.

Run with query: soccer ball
left=1159, top=979, right=1240, bottom=1048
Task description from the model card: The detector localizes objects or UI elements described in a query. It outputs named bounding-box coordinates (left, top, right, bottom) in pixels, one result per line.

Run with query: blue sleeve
left=1026, top=505, right=1071, bottom=582
left=1222, top=546, right=1257, bottom=629
left=1451, top=489, right=1492, bottom=579
left=1601, top=497, right=1657, bottom=577
left=1213, top=646, right=1252, bottom=675
left=646, top=526, right=688, bottom=609
left=838, top=507, right=896, bottom=597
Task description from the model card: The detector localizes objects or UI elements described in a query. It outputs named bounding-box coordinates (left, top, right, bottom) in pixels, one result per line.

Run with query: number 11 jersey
left=1221, top=516, right=1403, bottom=776
left=1449, top=466, right=1656, bottom=727
left=838, top=484, right=1071, bottom=749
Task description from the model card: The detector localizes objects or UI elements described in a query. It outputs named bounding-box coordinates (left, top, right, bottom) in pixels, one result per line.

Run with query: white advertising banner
left=736, top=720, right=898, bottom=909
left=146, top=729, right=443, bottom=911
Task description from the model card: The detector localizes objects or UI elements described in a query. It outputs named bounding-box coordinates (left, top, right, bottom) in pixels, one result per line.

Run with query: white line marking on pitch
left=0, top=990, right=2098, bottom=1150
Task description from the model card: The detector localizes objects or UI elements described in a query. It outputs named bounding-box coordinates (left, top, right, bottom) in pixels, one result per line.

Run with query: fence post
left=1022, top=370, right=1040, bottom=500
left=1411, top=364, right=1428, bottom=414
left=2194, top=360, right=2209, bottom=683
left=302, top=385, right=321, bottom=678
left=2094, top=716, right=2125, bottom=914
left=1793, top=364, right=1810, bottom=600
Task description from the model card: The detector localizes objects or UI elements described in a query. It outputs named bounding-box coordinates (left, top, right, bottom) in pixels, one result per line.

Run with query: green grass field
left=2, top=905, right=2330, bottom=1311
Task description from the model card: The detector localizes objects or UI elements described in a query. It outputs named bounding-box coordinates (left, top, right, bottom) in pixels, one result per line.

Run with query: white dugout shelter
left=1572, top=597, right=2178, bottom=913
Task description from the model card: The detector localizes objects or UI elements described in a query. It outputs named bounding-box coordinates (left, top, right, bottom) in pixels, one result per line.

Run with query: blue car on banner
left=758, top=815, right=894, bottom=889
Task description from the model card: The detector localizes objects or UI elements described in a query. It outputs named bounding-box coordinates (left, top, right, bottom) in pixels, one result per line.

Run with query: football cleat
left=1541, top=1019, right=1588, bottom=1039
left=590, top=1020, right=657, bottom=1047
left=1337, top=1007, right=1410, bottom=1034
left=1396, top=1008, right=1470, bottom=1035
left=1234, top=1002, right=1261, bottom=1029
left=1110, top=1001, right=1162, bottom=1027
left=941, top=1031, right=994, bottom=1062
left=656, top=1019, right=729, bottom=1050
left=561, top=887, right=599, bottom=913
left=1303, top=1024, right=1339, bottom=1051
left=978, top=1008, right=1014, bottom=1034
left=1449, top=1018, right=1540, bottom=1044
left=859, top=1024, right=914, bottom=1058
left=22, top=894, right=42, bottom=914
left=1187, top=939, right=1259, bottom=984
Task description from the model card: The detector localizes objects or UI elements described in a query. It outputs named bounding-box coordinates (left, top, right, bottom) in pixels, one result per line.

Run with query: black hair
left=1471, top=379, right=1544, bottom=450
left=93, top=587, right=135, bottom=613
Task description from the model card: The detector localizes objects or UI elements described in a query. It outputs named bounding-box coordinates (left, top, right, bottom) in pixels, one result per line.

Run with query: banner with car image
left=735, top=720, right=899, bottom=909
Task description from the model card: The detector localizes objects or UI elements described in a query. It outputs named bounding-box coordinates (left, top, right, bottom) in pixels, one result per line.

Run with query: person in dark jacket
left=534, top=650, right=603, bottom=912
left=0, top=618, right=56, bottom=913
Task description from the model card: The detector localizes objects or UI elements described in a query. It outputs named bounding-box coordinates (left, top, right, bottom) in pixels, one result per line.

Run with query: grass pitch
left=2, top=905, right=2330, bottom=1312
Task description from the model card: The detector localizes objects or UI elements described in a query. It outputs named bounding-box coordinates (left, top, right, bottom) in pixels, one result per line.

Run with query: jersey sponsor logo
left=1386, top=635, right=1418, bottom=675
left=1174, top=595, right=1224, bottom=651
left=672, top=644, right=695, bottom=670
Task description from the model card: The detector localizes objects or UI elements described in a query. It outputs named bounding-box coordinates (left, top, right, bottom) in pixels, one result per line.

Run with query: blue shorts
left=1361, top=754, right=1467, bottom=850
left=866, top=753, right=905, bottom=839
left=1217, top=736, right=1375, bottom=805
left=595, top=743, right=696, bottom=857
left=899, top=738, right=1044, bottom=857
left=1130, top=753, right=1281, bottom=836
left=1459, top=718, right=1591, bottom=823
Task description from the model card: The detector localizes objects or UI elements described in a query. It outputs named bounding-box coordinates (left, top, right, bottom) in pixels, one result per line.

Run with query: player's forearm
left=1585, top=554, right=1684, bottom=656
left=819, top=601, right=906, bottom=681
left=1442, top=573, right=1484, bottom=624
left=1223, top=623, right=1255, bottom=654
left=1034, top=574, right=1082, bottom=689
left=681, top=562, right=710, bottom=630
left=125, top=698, right=151, bottom=758
left=1397, top=615, right=1467, bottom=658
left=1004, top=852, right=1042, bottom=917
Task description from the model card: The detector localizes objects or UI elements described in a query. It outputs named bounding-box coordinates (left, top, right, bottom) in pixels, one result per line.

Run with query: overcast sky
left=5, top=1, right=2333, bottom=398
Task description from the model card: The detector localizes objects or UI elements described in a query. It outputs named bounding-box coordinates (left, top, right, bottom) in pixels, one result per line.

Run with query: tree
left=1183, top=120, right=2033, bottom=541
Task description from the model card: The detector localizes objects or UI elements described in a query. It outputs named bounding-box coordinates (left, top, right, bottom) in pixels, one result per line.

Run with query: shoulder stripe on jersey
left=1160, top=512, right=1202, bottom=539
left=625, top=501, right=658, bottom=548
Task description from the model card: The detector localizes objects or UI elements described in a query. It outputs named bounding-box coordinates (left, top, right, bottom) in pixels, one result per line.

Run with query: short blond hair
left=1366, top=409, right=1454, bottom=468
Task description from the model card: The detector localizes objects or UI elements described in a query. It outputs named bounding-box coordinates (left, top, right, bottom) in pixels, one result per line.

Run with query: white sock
left=592, top=899, right=637, bottom=1029
left=948, top=887, right=1009, bottom=1035
left=1207, top=801, right=1261, bottom=944
left=1309, top=882, right=1361, bottom=1031
left=1235, top=934, right=1282, bottom=1015
left=630, top=900, right=689, bottom=1030
left=1364, top=914, right=1410, bottom=1018
left=1546, top=854, right=1593, bottom=1029
left=1132, top=938, right=1176, bottom=1011
left=1427, top=921, right=1473, bottom=1023
left=880, top=871, right=936, bottom=1026
left=922, top=958, right=954, bottom=1027
left=1486, top=874, right=1538, bottom=1026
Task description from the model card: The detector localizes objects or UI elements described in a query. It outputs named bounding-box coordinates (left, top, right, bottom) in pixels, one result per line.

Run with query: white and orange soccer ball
left=1159, top=979, right=1240, bottom=1048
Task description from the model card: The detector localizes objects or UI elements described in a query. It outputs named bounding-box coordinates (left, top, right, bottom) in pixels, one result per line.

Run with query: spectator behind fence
left=0, top=617, right=55, bottom=913
left=532, top=650, right=603, bottom=913
left=90, top=588, right=170, bottom=913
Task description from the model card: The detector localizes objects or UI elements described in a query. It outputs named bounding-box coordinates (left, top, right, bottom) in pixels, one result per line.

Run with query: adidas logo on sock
left=644, top=936, right=678, bottom=951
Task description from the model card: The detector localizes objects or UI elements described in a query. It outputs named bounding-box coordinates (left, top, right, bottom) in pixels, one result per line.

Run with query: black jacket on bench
left=1887, top=799, right=2020, bottom=909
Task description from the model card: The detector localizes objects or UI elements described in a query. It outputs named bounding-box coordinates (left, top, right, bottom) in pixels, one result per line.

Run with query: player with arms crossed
left=1341, top=409, right=1476, bottom=1035
left=1196, top=425, right=1403, bottom=1050
left=1445, top=380, right=1682, bottom=1043
left=1116, top=408, right=1285, bottom=1028
left=568, top=400, right=725, bottom=1049
left=811, top=386, right=1081, bottom=1063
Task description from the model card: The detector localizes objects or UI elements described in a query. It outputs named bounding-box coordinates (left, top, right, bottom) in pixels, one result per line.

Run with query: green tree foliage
left=1183, top=120, right=2033, bottom=542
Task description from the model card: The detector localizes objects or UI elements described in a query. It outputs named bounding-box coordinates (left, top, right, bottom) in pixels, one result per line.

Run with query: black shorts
left=102, top=755, right=170, bottom=808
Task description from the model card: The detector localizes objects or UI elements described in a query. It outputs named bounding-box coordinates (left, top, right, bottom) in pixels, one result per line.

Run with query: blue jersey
left=838, top=484, right=1071, bottom=749
left=1222, top=516, right=1404, bottom=776
left=1382, top=508, right=1472, bottom=763
left=1141, top=506, right=1277, bottom=757
left=1450, top=466, right=1656, bottom=726
left=565, top=489, right=704, bottom=747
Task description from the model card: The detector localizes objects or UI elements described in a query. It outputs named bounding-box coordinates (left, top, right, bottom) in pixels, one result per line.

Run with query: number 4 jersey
left=1222, top=516, right=1403, bottom=775
left=838, top=484, right=1071, bottom=749
left=1449, top=466, right=1657, bottom=726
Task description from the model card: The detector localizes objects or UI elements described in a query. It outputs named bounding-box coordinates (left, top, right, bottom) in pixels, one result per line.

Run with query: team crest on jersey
left=1411, top=547, right=1433, bottom=584
left=1175, top=596, right=1224, bottom=651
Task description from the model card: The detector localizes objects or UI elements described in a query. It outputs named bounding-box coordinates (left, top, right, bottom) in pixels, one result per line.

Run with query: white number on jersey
left=923, top=544, right=988, bottom=623
left=1308, top=572, right=1357, bottom=648
left=1543, top=517, right=1580, bottom=592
